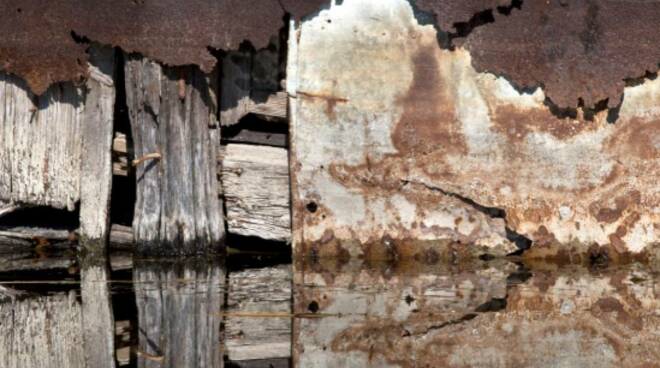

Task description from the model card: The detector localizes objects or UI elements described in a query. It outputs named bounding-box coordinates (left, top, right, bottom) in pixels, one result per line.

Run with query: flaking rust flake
left=289, top=0, right=659, bottom=259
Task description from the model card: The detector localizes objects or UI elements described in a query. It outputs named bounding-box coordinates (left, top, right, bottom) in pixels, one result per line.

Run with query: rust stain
left=460, top=0, right=660, bottom=108
left=490, top=105, right=600, bottom=142
left=297, top=90, right=349, bottom=120
left=0, top=0, right=327, bottom=95
left=392, top=47, right=467, bottom=156
left=588, top=191, right=641, bottom=224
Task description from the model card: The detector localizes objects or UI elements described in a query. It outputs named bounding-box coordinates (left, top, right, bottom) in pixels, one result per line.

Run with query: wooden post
left=134, top=258, right=225, bottom=368
left=79, top=45, right=116, bottom=247
left=125, top=55, right=224, bottom=255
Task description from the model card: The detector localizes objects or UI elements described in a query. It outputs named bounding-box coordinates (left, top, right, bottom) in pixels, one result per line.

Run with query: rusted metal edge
left=0, top=0, right=330, bottom=95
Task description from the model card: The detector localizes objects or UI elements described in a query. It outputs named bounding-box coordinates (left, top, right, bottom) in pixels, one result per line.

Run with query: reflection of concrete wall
left=293, top=259, right=513, bottom=367
left=293, top=259, right=660, bottom=367
left=289, top=0, right=659, bottom=258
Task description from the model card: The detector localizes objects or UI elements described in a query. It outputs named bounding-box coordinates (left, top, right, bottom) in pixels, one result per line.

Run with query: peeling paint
left=290, top=0, right=660, bottom=258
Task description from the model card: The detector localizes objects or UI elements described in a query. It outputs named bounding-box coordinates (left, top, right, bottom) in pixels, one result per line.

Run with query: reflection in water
left=80, top=254, right=116, bottom=368
left=134, top=258, right=225, bottom=368
left=0, top=252, right=659, bottom=367
left=293, top=259, right=660, bottom=368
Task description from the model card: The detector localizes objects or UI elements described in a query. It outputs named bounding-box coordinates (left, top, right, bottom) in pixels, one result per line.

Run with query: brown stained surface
left=294, top=259, right=660, bottom=367
left=462, top=0, right=660, bottom=108
left=392, top=47, right=467, bottom=156
left=0, top=0, right=327, bottom=95
left=292, top=0, right=659, bottom=255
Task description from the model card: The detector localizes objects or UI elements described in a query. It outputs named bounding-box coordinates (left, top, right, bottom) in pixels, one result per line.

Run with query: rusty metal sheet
left=415, top=0, right=511, bottom=32
left=0, top=0, right=328, bottom=95
left=293, top=258, right=660, bottom=367
left=461, top=0, right=660, bottom=108
left=289, top=0, right=660, bottom=259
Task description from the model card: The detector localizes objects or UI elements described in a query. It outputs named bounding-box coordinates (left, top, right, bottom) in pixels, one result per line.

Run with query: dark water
left=0, top=249, right=659, bottom=368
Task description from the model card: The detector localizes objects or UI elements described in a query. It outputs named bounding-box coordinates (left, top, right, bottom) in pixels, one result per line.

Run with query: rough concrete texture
left=289, top=0, right=659, bottom=259
left=293, top=259, right=660, bottom=367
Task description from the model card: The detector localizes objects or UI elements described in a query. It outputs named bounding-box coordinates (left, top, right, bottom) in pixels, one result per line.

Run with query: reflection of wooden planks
left=226, top=265, right=292, bottom=362
left=80, top=255, right=117, bottom=368
left=134, top=259, right=225, bottom=368
left=0, top=292, right=85, bottom=368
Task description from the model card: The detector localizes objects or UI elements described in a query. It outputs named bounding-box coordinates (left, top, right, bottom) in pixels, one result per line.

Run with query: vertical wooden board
left=125, top=56, right=224, bottom=254
left=125, top=55, right=162, bottom=245
left=80, top=255, right=116, bottom=368
left=0, top=72, right=84, bottom=210
left=221, top=144, right=291, bottom=242
left=226, top=265, right=292, bottom=361
left=134, top=259, right=225, bottom=368
left=80, top=45, right=116, bottom=243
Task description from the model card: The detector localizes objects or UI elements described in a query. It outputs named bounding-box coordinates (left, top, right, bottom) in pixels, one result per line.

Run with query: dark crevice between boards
left=225, top=233, right=292, bottom=273
left=110, top=50, right=136, bottom=230
left=110, top=263, right=139, bottom=368
left=221, top=114, right=289, bottom=148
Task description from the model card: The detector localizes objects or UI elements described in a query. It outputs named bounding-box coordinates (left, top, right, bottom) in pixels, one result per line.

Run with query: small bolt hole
left=306, top=201, right=318, bottom=213
left=308, top=301, right=319, bottom=313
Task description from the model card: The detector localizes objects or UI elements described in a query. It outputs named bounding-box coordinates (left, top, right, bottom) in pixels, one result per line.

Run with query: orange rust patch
left=607, top=117, right=660, bottom=160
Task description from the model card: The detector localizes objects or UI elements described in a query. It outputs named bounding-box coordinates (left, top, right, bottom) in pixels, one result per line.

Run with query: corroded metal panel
left=0, top=0, right=328, bottom=95
left=289, top=0, right=659, bottom=258
left=293, top=259, right=660, bottom=367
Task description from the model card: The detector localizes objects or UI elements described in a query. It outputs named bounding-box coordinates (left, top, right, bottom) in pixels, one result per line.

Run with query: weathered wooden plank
left=79, top=46, right=116, bottom=245
left=220, top=51, right=253, bottom=126
left=125, top=55, right=224, bottom=255
left=134, top=258, right=225, bottom=368
left=0, top=291, right=85, bottom=368
left=0, top=73, right=84, bottom=210
left=221, top=144, right=290, bottom=242
left=220, top=36, right=286, bottom=126
left=247, top=92, right=287, bottom=121
left=80, top=254, right=116, bottom=368
left=226, top=265, right=292, bottom=361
